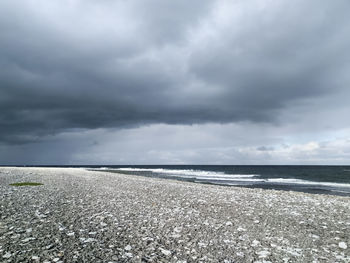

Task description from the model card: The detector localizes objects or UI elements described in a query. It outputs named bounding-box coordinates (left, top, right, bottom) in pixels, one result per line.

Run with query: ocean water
left=91, top=165, right=350, bottom=196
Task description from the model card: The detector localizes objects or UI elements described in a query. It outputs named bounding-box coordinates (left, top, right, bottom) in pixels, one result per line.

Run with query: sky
left=1, top=0, right=350, bottom=165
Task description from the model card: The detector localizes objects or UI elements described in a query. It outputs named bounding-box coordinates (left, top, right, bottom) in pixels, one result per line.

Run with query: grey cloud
left=1, top=0, right=350, bottom=145
left=257, top=146, right=274, bottom=152
left=189, top=1, right=350, bottom=116
left=1, top=124, right=349, bottom=165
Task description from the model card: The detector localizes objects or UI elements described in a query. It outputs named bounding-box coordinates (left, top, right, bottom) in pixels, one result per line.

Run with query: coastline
left=1, top=167, right=349, bottom=262
left=98, top=168, right=350, bottom=197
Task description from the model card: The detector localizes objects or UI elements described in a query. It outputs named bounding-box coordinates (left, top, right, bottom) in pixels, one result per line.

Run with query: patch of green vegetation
left=9, top=182, right=43, bottom=186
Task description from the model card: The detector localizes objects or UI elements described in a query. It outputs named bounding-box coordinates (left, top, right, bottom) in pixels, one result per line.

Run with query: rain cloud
left=1, top=0, right=350, bottom=164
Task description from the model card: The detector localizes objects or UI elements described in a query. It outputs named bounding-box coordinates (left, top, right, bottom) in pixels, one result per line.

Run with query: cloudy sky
left=1, top=0, right=350, bottom=165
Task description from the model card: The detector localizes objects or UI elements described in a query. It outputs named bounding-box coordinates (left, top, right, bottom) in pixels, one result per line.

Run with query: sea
left=86, top=165, right=350, bottom=197
left=16, top=165, right=350, bottom=196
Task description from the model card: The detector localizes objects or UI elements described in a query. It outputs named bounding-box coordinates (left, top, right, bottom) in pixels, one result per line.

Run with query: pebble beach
left=0, top=167, right=349, bottom=262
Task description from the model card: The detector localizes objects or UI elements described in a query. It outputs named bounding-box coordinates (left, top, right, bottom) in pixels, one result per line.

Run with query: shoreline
left=97, top=168, right=350, bottom=197
left=2, top=165, right=350, bottom=197
left=1, top=167, right=349, bottom=262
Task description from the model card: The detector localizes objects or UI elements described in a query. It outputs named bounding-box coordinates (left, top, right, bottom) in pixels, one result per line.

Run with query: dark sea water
left=86, top=165, right=350, bottom=197
left=15, top=165, right=350, bottom=196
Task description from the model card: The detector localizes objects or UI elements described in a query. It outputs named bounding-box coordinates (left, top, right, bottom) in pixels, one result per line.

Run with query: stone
left=125, top=245, right=132, bottom=251
left=339, top=242, right=347, bottom=249
left=159, top=248, right=172, bottom=256
left=3, top=252, right=12, bottom=259
left=251, top=240, right=260, bottom=247
left=256, top=250, right=270, bottom=258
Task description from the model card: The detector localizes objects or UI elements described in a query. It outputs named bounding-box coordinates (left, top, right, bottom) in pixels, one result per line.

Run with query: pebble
left=256, top=250, right=271, bottom=258
left=251, top=240, right=260, bottom=247
left=338, top=242, right=347, bottom=249
left=21, top=237, right=36, bottom=243
left=46, top=244, right=55, bottom=249
left=159, top=248, right=172, bottom=256
left=1, top=167, right=350, bottom=262
left=124, top=245, right=132, bottom=251
left=81, top=238, right=96, bottom=243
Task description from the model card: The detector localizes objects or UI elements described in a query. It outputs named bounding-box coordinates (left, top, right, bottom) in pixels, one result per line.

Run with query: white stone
left=22, top=237, right=35, bottom=243
left=339, top=242, right=347, bottom=249
left=226, top=221, right=233, bottom=226
left=198, top=242, right=207, bottom=247
left=159, top=248, right=172, bottom=256
left=84, top=238, right=96, bottom=243
left=3, top=252, right=12, bottom=258
left=251, top=240, right=260, bottom=247
left=125, top=245, right=132, bottom=251
left=256, top=250, right=270, bottom=258
left=46, top=244, right=54, bottom=249
left=174, top=227, right=182, bottom=233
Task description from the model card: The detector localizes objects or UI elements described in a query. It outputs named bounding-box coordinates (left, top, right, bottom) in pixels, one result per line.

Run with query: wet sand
left=0, top=167, right=349, bottom=262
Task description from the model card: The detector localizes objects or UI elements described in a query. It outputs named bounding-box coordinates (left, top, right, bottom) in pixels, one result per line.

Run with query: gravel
left=0, top=167, right=349, bottom=262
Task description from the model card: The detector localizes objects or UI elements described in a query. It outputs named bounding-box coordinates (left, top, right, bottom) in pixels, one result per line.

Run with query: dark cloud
left=1, top=0, right=350, bottom=146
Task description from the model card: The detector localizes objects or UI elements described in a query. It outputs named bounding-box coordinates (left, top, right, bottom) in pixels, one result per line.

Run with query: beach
left=0, top=167, right=349, bottom=262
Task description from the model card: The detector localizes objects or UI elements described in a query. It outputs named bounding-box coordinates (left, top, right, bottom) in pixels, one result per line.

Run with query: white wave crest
left=114, top=167, right=258, bottom=180
left=267, top=178, right=350, bottom=189
left=96, top=167, right=350, bottom=191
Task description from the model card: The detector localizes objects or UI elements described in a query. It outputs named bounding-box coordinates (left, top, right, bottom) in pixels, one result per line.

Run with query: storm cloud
left=1, top=0, right=350, bottom=164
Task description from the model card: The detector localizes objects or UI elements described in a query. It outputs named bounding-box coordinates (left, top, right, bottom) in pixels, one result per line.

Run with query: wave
left=266, top=178, right=350, bottom=189
left=97, top=167, right=350, bottom=191
left=114, top=167, right=258, bottom=179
